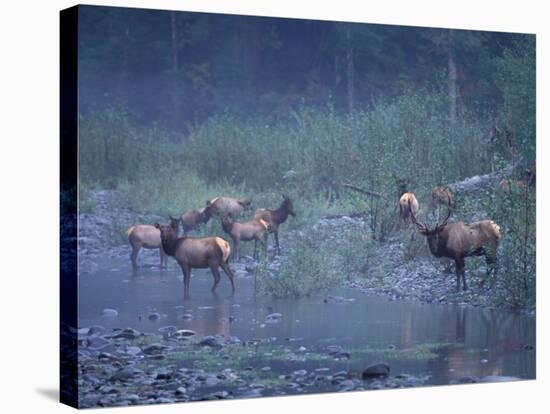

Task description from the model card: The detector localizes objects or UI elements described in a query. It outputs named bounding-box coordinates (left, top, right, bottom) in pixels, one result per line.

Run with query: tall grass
left=78, top=91, right=497, bottom=221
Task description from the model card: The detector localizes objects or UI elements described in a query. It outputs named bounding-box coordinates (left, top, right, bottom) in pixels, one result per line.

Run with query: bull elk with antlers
left=410, top=198, right=501, bottom=291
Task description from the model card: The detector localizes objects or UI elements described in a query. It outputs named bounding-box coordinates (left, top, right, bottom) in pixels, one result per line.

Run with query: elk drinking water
left=221, top=213, right=271, bottom=261
left=410, top=200, right=501, bottom=291
left=127, top=224, right=167, bottom=271
left=155, top=217, right=235, bottom=298
left=254, top=195, right=296, bottom=255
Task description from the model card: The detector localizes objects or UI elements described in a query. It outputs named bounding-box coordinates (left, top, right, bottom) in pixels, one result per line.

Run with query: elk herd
left=126, top=167, right=533, bottom=297
left=126, top=195, right=295, bottom=297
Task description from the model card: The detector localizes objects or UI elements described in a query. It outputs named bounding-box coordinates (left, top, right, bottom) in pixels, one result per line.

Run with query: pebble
left=148, top=313, right=161, bottom=321
left=102, top=308, right=118, bottom=317
left=362, top=363, right=390, bottom=379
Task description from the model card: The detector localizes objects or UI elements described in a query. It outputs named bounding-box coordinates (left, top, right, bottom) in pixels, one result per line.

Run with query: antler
left=435, top=194, right=452, bottom=231
left=409, top=199, right=428, bottom=232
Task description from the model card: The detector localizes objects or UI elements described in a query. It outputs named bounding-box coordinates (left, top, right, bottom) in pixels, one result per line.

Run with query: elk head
left=282, top=194, right=296, bottom=217
left=409, top=196, right=451, bottom=257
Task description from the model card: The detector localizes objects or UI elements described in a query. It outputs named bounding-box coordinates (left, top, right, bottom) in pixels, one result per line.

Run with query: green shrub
left=481, top=184, right=535, bottom=307
left=256, top=236, right=341, bottom=298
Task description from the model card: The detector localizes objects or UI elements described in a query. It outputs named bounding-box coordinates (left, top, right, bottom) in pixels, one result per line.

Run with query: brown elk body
left=498, top=179, right=526, bottom=193
left=206, top=196, right=251, bottom=217
left=431, top=186, right=454, bottom=209
left=254, top=195, right=296, bottom=255
left=180, top=206, right=212, bottom=234
left=127, top=224, right=167, bottom=271
left=221, top=214, right=271, bottom=261
left=399, top=192, right=419, bottom=223
left=410, top=201, right=501, bottom=291
left=155, top=218, right=235, bottom=298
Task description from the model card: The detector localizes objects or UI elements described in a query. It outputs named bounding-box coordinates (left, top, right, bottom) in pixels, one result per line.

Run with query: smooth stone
left=480, top=376, right=521, bottom=383
left=174, top=329, right=197, bottom=338
left=362, top=363, right=390, bottom=379
left=125, top=346, right=141, bottom=355
left=199, top=336, right=222, bottom=348
left=110, top=367, right=137, bottom=381
left=148, top=313, right=161, bottom=321
left=87, top=325, right=107, bottom=336
left=112, top=328, right=140, bottom=339
left=102, top=309, right=118, bottom=317
left=87, top=336, right=111, bottom=350
left=158, top=326, right=177, bottom=335
left=175, top=387, right=187, bottom=395
left=142, top=343, right=167, bottom=355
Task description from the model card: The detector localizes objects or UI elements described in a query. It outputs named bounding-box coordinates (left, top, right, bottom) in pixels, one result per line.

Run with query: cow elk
left=155, top=217, right=235, bottom=298
left=180, top=205, right=212, bottom=234
left=399, top=192, right=419, bottom=224
left=254, top=195, right=296, bottom=255
left=410, top=200, right=501, bottom=291
left=127, top=224, right=167, bottom=271
left=206, top=196, right=252, bottom=217
left=431, top=186, right=454, bottom=209
left=221, top=213, right=271, bottom=261
left=498, top=179, right=526, bottom=194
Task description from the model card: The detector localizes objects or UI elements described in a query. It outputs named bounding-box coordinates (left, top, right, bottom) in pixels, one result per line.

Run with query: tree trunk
left=170, top=11, right=180, bottom=128
left=448, top=29, right=458, bottom=123
left=346, top=27, right=355, bottom=114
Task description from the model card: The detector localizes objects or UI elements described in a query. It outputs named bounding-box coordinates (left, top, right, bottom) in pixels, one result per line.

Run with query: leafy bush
left=256, top=235, right=342, bottom=298
left=481, top=183, right=535, bottom=307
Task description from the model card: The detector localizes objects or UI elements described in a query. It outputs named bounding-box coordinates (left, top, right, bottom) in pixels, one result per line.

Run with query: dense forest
left=79, top=6, right=534, bottom=131
left=76, top=5, right=536, bottom=307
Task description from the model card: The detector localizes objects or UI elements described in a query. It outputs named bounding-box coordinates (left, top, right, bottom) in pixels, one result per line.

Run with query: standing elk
left=180, top=205, right=213, bottom=234
left=498, top=179, right=526, bottom=194
left=220, top=213, right=271, bottom=261
left=206, top=196, right=252, bottom=217
left=410, top=199, right=501, bottom=291
left=431, top=186, right=454, bottom=209
left=155, top=217, right=235, bottom=298
left=399, top=192, right=419, bottom=224
left=127, top=224, right=167, bottom=271
left=254, top=195, right=296, bottom=255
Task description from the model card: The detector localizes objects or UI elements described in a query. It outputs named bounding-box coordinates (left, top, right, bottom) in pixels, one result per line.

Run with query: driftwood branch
left=340, top=183, right=385, bottom=199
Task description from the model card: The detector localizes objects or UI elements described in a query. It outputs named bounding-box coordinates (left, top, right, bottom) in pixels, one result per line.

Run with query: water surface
left=79, top=255, right=536, bottom=384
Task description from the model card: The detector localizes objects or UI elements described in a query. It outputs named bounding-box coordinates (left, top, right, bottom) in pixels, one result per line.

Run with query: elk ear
left=154, top=223, right=161, bottom=229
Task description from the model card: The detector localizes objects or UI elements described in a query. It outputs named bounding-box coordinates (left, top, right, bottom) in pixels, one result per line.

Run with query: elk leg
left=180, top=263, right=191, bottom=299
left=462, top=267, right=468, bottom=291
left=235, top=239, right=241, bottom=262
left=220, top=262, right=235, bottom=294
left=485, top=252, right=498, bottom=288
left=253, top=239, right=258, bottom=260
left=455, top=258, right=465, bottom=292
left=210, top=265, right=221, bottom=292
left=263, top=232, right=269, bottom=252
left=257, top=235, right=267, bottom=258
left=274, top=231, right=281, bottom=255
left=130, top=245, right=139, bottom=272
left=159, top=248, right=165, bottom=269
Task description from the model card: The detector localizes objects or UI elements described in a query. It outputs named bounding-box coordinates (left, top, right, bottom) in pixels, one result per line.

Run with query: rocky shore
left=75, top=324, right=433, bottom=408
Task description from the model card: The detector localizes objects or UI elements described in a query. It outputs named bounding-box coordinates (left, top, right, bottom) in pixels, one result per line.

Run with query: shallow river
left=79, top=255, right=535, bottom=386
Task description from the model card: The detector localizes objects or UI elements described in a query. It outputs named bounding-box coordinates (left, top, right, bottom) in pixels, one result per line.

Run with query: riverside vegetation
left=78, top=87, right=535, bottom=309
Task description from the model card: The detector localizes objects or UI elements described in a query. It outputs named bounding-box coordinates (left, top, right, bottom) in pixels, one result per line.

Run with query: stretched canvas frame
left=60, top=4, right=536, bottom=409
